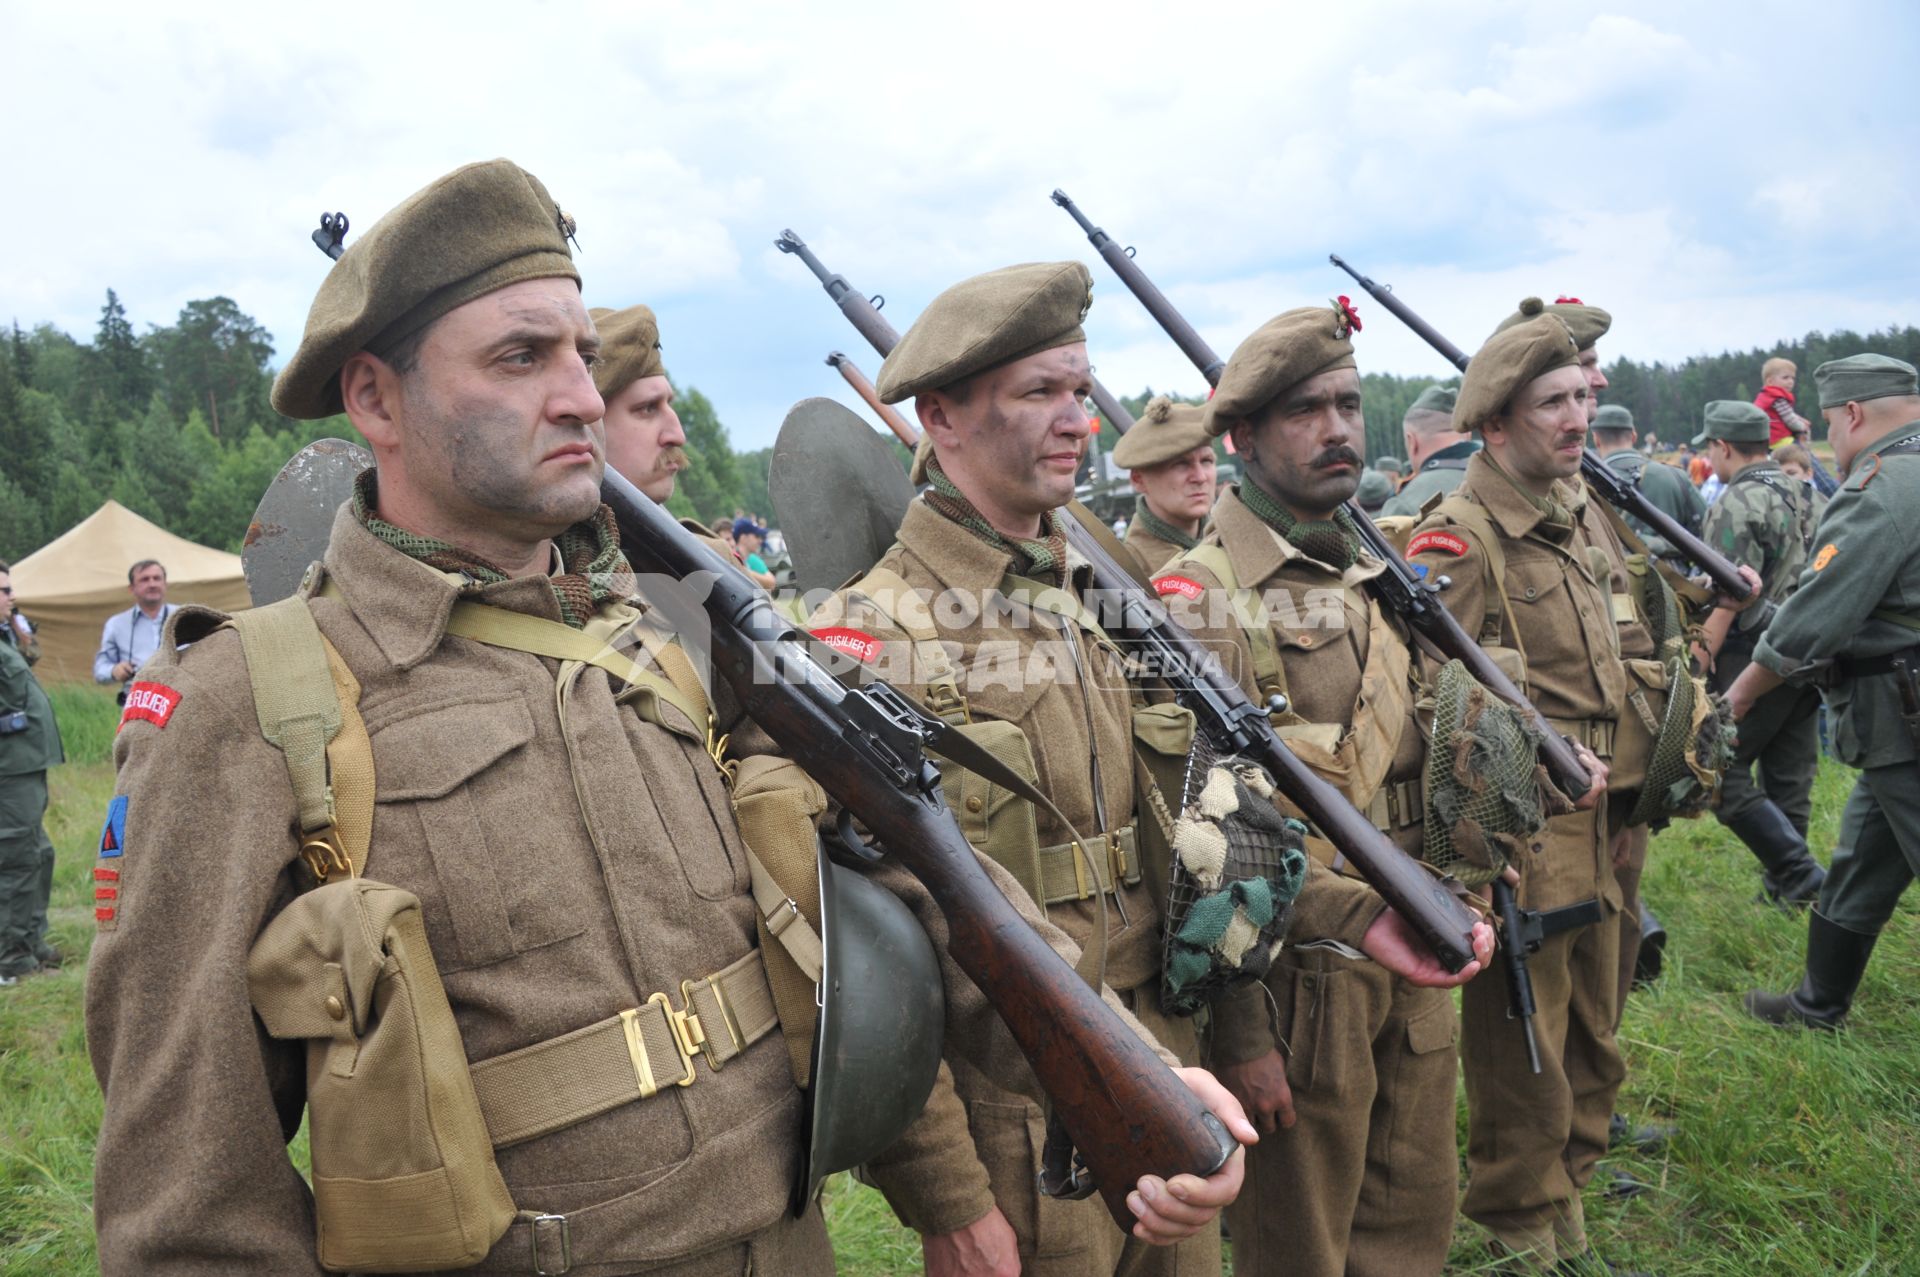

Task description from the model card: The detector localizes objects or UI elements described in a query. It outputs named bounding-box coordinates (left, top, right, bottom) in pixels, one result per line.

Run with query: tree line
left=3, top=291, right=1915, bottom=564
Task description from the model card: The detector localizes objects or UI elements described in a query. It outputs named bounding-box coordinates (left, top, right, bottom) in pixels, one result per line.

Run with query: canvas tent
left=10, top=502, right=251, bottom=683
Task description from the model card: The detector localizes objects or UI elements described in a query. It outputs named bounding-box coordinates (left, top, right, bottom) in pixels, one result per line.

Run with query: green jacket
left=1603, top=449, right=1705, bottom=561
left=1702, top=458, right=1819, bottom=634
left=1381, top=439, right=1478, bottom=518
left=0, top=631, right=63, bottom=776
left=1755, top=418, right=1920, bottom=768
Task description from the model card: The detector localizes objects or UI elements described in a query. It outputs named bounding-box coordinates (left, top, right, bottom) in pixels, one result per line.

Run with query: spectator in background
left=0, top=558, right=63, bottom=985
left=1372, top=454, right=1404, bottom=487
left=732, top=516, right=777, bottom=590
left=1756, top=358, right=1814, bottom=448
left=710, top=517, right=735, bottom=551
left=1688, top=447, right=1713, bottom=487
left=93, top=560, right=174, bottom=702
left=1776, top=444, right=1816, bottom=486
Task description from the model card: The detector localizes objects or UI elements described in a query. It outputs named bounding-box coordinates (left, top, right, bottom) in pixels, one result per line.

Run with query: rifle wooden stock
left=1328, top=253, right=1757, bottom=602
left=601, top=469, right=1234, bottom=1229
left=826, top=351, right=920, bottom=448
left=1053, top=201, right=1593, bottom=801
left=780, top=230, right=1483, bottom=970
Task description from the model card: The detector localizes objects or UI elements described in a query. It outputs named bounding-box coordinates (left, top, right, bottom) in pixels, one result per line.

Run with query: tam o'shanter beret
left=1492, top=295, right=1611, bottom=353
left=589, top=304, right=667, bottom=401
left=1112, top=395, right=1212, bottom=469
left=1407, top=385, right=1458, bottom=417
left=1455, top=304, right=1581, bottom=433
left=1205, top=300, right=1362, bottom=436
left=876, top=262, right=1093, bottom=404
left=1692, top=400, right=1771, bottom=445
left=1592, top=404, right=1635, bottom=431
left=1814, top=353, right=1920, bottom=408
left=273, top=159, right=581, bottom=420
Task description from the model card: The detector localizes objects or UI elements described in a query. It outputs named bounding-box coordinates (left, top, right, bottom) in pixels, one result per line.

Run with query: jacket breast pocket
left=368, top=693, right=587, bottom=972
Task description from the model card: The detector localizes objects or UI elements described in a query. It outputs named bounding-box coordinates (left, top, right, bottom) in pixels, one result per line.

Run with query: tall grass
left=43, top=684, right=122, bottom=767
left=3, top=761, right=1915, bottom=1275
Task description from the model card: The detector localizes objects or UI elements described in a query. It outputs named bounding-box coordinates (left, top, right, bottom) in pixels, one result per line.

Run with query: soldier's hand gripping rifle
left=600, top=467, right=1236, bottom=1229
left=777, top=230, right=1482, bottom=973
left=1050, top=190, right=1595, bottom=807
left=1327, top=253, right=1758, bottom=603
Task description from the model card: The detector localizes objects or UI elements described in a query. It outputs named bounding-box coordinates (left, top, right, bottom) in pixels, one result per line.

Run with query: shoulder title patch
left=1154, top=575, right=1205, bottom=601
left=812, top=627, right=881, bottom=664
left=1813, top=543, right=1838, bottom=571
left=119, top=681, right=182, bottom=732
left=1407, top=530, right=1469, bottom=558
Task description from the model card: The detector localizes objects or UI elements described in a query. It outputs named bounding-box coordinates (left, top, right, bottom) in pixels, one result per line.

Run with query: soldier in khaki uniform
left=807, top=263, right=1357, bottom=1277
left=1405, top=309, right=1649, bottom=1273
left=84, top=167, right=1240, bottom=1276
left=1691, top=401, right=1827, bottom=905
left=589, top=303, right=688, bottom=503
left=1112, top=394, right=1216, bottom=576
left=1156, top=304, right=1563, bottom=1277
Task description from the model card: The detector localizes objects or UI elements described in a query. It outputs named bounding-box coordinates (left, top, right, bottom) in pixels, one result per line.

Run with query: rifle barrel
left=826, top=351, right=921, bottom=448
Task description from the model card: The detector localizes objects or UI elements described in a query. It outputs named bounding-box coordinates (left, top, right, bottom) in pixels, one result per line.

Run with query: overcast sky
left=6, top=1, right=1916, bottom=450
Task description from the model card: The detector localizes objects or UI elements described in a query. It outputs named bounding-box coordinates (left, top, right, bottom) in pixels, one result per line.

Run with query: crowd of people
left=27, top=159, right=1915, bottom=1277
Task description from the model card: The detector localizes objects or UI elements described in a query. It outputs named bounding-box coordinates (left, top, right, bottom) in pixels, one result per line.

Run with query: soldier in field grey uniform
left=1381, top=385, right=1477, bottom=518
left=1739, top=355, right=1920, bottom=1029
left=1691, top=401, right=1826, bottom=906
left=1589, top=404, right=1705, bottom=567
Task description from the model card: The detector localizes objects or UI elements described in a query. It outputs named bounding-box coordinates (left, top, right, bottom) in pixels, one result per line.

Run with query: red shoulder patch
left=1154, top=575, right=1205, bottom=600
left=1406, top=531, right=1469, bottom=558
left=118, top=682, right=182, bottom=732
left=812, top=627, right=882, bottom=664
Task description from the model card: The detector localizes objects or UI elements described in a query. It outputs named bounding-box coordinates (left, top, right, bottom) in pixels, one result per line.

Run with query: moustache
left=656, top=444, right=689, bottom=472
left=1311, top=446, right=1364, bottom=471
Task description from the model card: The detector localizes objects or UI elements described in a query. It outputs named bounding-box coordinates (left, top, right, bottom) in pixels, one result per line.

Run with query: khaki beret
left=1407, top=385, right=1457, bottom=417
left=1492, top=295, right=1611, bottom=352
left=1112, top=395, right=1212, bottom=469
left=1692, top=400, right=1770, bottom=446
left=1814, top=353, right=1920, bottom=408
left=589, top=305, right=667, bottom=401
left=1456, top=310, right=1581, bottom=433
left=876, top=262, right=1092, bottom=404
left=273, top=159, right=580, bottom=420
left=1205, top=303, right=1360, bottom=436
left=1592, top=404, right=1635, bottom=432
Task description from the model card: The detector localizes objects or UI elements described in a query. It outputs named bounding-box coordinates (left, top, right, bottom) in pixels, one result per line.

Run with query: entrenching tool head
left=770, top=397, right=915, bottom=594
left=243, top=438, right=373, bottom=605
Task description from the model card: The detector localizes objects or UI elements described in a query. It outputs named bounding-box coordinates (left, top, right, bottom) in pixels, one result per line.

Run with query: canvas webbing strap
left=1363, top=778, right=1425, bottom=834
left=1547, top=716, right=1618, bottom=760
left=849, top=566, right=970, bottom=724
left=1174, top=543, right=1289, bottom=708
left=1032, top=824, right=1140, bottom=905
left=468, top=949, right=779, bottom=1149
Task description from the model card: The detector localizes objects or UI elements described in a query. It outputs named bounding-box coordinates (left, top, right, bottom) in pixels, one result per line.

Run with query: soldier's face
left=926, top=344, right=1093, bottom=525
left=1130, top=443, right=1217, bottom=525
left=0, top=573, right=12, bottom=624
left=1231, top=367, right=1364, bottom=520
left=1488, top=365, right=1589, bottom=488
left=1707, top=439, right=1739, bottom=482
left=602, top=374, right=686, bottom=503
left=1577, top=347, right=1607, bottom=423
left=380, top=278, right=607, bottom=540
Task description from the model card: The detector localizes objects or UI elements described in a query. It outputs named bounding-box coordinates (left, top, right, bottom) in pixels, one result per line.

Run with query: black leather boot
left=1744, top=912, right=1879, bottom=1029
left=1723, top=801, right=1826, bottom=907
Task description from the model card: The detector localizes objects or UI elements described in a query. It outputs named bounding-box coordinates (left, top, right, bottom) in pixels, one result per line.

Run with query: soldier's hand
left=922, top=1207, right=1021, bottom=1277
left=1128, top=1067, right=1252, bottom=1244
left=1570, top=741, right=1608, bottom=811
left=1716, top=564, right=1765, bottom=612
left=1214, top=1048, right=1295, bottom=1134
left=1362, top=907, right=1492, bottom=987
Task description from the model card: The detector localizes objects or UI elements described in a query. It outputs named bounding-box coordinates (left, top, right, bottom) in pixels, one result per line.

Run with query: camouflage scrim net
left=1627, top=654, right=1737, bottom=828
left=1631, top=555, right=1689, bottom=665
left=1159, top=731, right=1307, bottom=1017
left=1422, top=660, right=1555, bottom=886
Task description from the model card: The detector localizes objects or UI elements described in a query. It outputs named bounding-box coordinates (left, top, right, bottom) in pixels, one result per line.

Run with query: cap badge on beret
left=1332, top=296, right=1364, bottom=337
left=558, top=210, right=580, bottom=250
left=1554, top=295, right=1582, bottom=305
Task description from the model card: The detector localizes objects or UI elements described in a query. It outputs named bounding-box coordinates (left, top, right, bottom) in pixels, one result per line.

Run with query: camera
left=0, top=710, right=29, bottom=736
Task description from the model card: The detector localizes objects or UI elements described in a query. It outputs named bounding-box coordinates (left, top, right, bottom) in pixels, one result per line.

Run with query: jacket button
left=965, top=796, right=984, bottom=813
left=325, top=995, right=345, bottom=1021
left=1524, top=586, right=1537, bottom=599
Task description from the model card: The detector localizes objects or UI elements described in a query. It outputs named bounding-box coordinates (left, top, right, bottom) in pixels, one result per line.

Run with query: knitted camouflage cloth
left=1132, top=496, right=1199, bottom=553
left=921, top=453, right=1070, bottom=586
left=351, top=470, right=628, bottom=629
left=1237, top=476, right=1360, bottom=570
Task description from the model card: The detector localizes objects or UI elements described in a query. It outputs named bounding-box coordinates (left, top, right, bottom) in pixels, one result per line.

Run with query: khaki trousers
left=1460, top=911, right=1624, bottom=1267
left=1612, top=824, right=1650, bottom=1027
left=1222, top=946, right=1458, bottom=1277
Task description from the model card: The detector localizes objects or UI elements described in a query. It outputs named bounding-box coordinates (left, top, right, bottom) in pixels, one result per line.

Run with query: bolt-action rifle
left=776, top=231, right=1482, bottom=976
left=1328, top=253, right=1757, bottom=602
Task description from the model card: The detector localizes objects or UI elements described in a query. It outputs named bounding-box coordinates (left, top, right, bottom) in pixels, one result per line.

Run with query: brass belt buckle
left=652, top=990, right=708, bottom=1080
left=298, top=828, right=352, bottom=882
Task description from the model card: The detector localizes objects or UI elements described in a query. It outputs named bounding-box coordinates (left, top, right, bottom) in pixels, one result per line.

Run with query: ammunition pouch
left=249, top=879, right=516, bottom=1273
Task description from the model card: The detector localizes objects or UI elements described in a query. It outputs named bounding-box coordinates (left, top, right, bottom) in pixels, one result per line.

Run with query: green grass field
left=3, top=707, right=1915, bottom=1274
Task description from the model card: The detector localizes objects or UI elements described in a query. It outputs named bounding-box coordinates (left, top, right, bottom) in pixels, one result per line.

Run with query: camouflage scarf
left=352, top=469, right=629, bottom=629
left=1237, top=478, right=1359, bottom=571
left=922, top=454, right=1069, bottom=586
left=1133, top=496, right=1199, bottom=552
